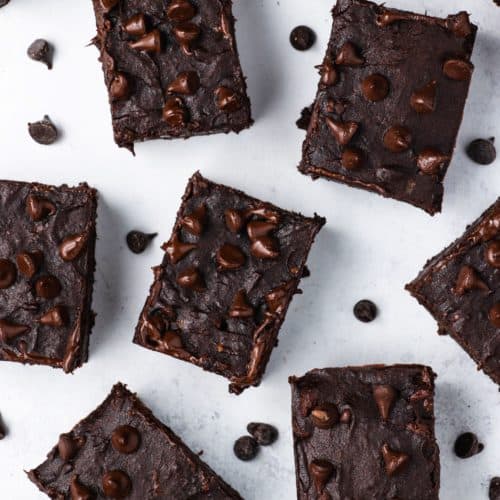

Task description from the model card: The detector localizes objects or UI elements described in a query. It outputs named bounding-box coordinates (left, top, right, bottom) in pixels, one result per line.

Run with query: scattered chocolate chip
left=466, top=138, right=496, bottom=165
left=296, top=106, right=312, bottom=130
left=70, top=475, right=94, bottom=500
left=167, top=71, right=200, bottom=95
left=224, top=209, right=244, bottom=233
left=341, top=148, right=363, bottom=169
left=110, top=73, right=129, bottom=101
left=0, top=319, right=30, bottom=343
left=416, top=149, right=449, bottom=175
left=39, top=306, right=67, bottom=327
left=129, top=29, right=161, bottom=53
left=326, top=118, right=358, bottom=145
left=28, top=116, right=58, bottom=145
left=383, top=125, right=412, bottom=153
left=485, top=241, right=500, bottom=268
left=290, top=26, right=316, bottom=51
left=111, top=425, right=141, bottom=454
left=126, top=231, right=157, bottom=254
left=217, top=243, right=245, bottom=270
left=361, top=74, right=389, bottom=102
left=35, top=275, right=62, bottom=299
left=489, top=302, right=500, bottom=328
left=247, top=221, right=277, bottom=240
left=373, top=385, right=397, bottom=421
left=310, top=403, right=339, bottom=429
left=16, top=251, right=42, bottom=278
left=58, top=433, right=80, bottom=461
left=100, top=0, right=119, bottom=11
left=410, top=80, right=437, bottom=114
left=26, top=194, right=56, bottom=221
left=453, top=265, right=489, bottom=295
left=181, top=205, right=206, bottom=235
left=353, top=300, right=377, bottom=322
left=443, top=59, right=473, bottom=81
left=176, top=267, right=205, bottom=291
left=102, top=470, right=132, bottom=498
left=233, top=436, right=259, bottom=461
left=382, top=444, right=409, bottom=476
left=490, top=477, right=500, bottom=500
left=309, top=459, right=334, bottom=493
left=163, top=97, right=187, bottom=127
left=123, top=13, right=147, bottom=36
left=215, top=86, right=241, bottom=112
left=173, top=22, right=200, bottom=49
left=167, top=0, right=196, bottom=22
left=228, top=290, right=253, bottom=318
left=247, top=423, right=278, bottom=446
left=162, top=233, right=196, bottom=264
left=319, top=61, right=337, bottom=86
left=0, top=259, right=17, bottom=289
left=335, top=41, right=364, bottom=66
left=454, top=432, right=484, bottom=459
left=250, top=236, right=279, bottom=259
left=59, top=233, right=88, bottom=261
left=27, top=39, right=53, bottom=69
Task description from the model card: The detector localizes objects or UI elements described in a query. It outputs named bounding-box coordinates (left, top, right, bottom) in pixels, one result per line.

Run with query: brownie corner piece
left=28, top=382, right=242, bottom=499
left=0, top=180, right=97, bottom=373
left=134, top=172, right=326, bottom=394
left=91, top=0, right=252, bottom=151
left=299, top=0, right=477, bottom=214
left=290, top=364, right=440, bottom=499
left=406, top=199, right=500, bottom=385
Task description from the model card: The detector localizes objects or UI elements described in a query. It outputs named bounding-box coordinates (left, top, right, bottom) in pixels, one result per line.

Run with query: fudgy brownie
left=298, top=0, right=477, bottom=214
left=407, top=199, right=500, bottom=386
left=28, top=383, right=242, bottom=499
left=290, top=365, right=440, bottom=499
left=91, top=0, right=252, bottom=152
left=0, top=180, right=97, bottom=372
left=134, top=172, right=325, bottom=394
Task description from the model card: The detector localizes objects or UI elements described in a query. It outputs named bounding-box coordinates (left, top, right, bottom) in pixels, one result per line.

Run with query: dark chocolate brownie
left=298, top=0, right=477, bottom=214
left=406, top=199, right=500, bottom=386
left=290, top=365, right=440, bottom=499
left=0, top=181, right=97, bottom=372
left=28, top=383, right=242, bottom=499
left=134, top=172, right=325, bottom=394
left=91, top=0, right=252, bottom=152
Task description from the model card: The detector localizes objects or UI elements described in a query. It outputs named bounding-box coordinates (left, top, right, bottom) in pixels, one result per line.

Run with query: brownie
left=91, top=0, right=252, bottom=152
left=290, top=365, right=440, bottom=500
left=0, top=181, right=97, bottom=373
left=406, top=199, right=500, bottom=386
left=28, top=383, right=242, bottom=499
left=298, top=0, right=477, bottom=214
left=134, top=172, right=325, bottom=394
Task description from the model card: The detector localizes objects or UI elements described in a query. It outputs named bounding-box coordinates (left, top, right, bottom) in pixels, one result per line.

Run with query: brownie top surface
left=290, top=365, right=439, bottom=500
left=300, top=0, right=476, bottom=214
left=29, top=383, right=242, bottom=499
left=0, top=180, right=97, bottom=371
left=135, top=172, right=325, bottom=389
left=407, top=199, right=500, bottom=384
left=93, top=0, right=252, bottom=150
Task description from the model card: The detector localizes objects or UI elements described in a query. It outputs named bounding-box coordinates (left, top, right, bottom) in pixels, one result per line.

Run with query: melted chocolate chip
left=0, top=319, right=30, bottom=343
left=16, top=251, right=41, bottom=279
left=0, top=259, right=17, bottom=289
left=167, top=71, right=200, bottom=95
left=247, top=221, right=277, bottom=240
left=176, top=267, right=205, bottom=291
left=373, top=385, right=397, bottom=421
left=290, top=26, right=316, bottom=51
left=233, top=436, right=259, bottom=461
left=123, top=13, right=147, bottom=36
left=361, top=74, right=389, bottom=102
left=167, top=0, right=196, bottom=22
left=59, top=233, right=88, bottom=261
left=215, top=86, right=241, bottom=112
left=443, top=59, right=473, bottom=81
left=453, top=265, right=489, bottom=295
left=310, top=403, right=339, bottom=429
left=70, top=475, right=94, bottom=500
left=446, top=12, right=473, bottom=38
left=102, top=470, right=132, bottom=498
left=111, top=425, right=141, bottom=454
left=126, top=231, right=157, bottom=254
left=173, top=22, right=200, bottom=50
left=309, top=459, right=334, bottom=493
left=489, top=303, right=500, bottom=328
left=162, top=97, right=187, bottom=127
left=28, top=116, right=58, bottom=145
left=162, top=233, right=196, bottom=264
left=341, top=148, right=363, bottom=169
left=58, top=434, right=80, bottom=461
left=247, top=422, right=278, bottom=446
left=250, top=236, right=279, bottom=259
left=326, top=118, right=358, bottom=146
left=27, top=39, right=53, bottom=69
left=335, top=42, right=364, bottom=66
left=416, top=149, right=449, bottom=175
left=26, top=194, right=56, bottom=221
left=319, top=62, right=337, bottom=86
left=454, top=432, right=484, bottom=458
left=110, top=73, right=129, bottom=101
left=100, top=0, right=119, bottom=11
left=35, top=275, right=62, bottom=299
left=129, top=29, right=161, bottom=53
left=485, top=241, right=500, bottom=268
left=383, top=125, right=412, bottom=153
left=224, top=209, right=244, bottom=233
left=381, top=444, right=409, bottom=476
left=466, top=138, right=496, bottom=165
left=228, top=290, right=253, bottom=318
left=216, top=243, right=245, bottom=270
left=353, top=300, right=377, bottom=322
left=410, top=80, right=437, bottom=114
left=39, top=306, right=67, bottom=327
left=181, top=205, right=206, bottom=235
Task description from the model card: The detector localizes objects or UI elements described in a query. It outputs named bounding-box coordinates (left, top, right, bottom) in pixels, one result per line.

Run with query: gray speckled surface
left=0, top=0, right=499, bottom=498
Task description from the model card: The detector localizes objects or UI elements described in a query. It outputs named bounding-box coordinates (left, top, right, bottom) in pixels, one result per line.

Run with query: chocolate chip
left=250, top=236, right=279, bottom=259
left=0, top=319, right=30, bottom=343
left=296, top=106, right=312, bottom=130
left=341, top=148, right=363, bottom=169
left=70, top=475, right=94, bottom=500
left=162, top=233, right=196, bottom=264
left=361, top=74, right=389, bottom=102
left=489, top=302, right=500, bottom=328
left=16, top=251, right=42, bottom=278
left=110, top=73, right=129, bottom=101
left=28, top=116, right=58, bottom=145
left=446, top=12, right=473, bottom=38
left=167, top=0, right=196, bottom=22
left=26, top=194, right=56, bottom=221
left=39, top=306, right=67, bottom=327
left=27, top=39, right=53, bottom=69
left=383, top=125, right=412, bottom=153
left=443, top=59, right=473, bottom=81
left=247, top=423, right=278, bottom=446
left=58, top=433, right=80, bottom=461
left=490, top=477, right=500, bottom=500
left=102, top=470, right=132, bottom=498
left=181, top=205, right=206, bottom=235
left=173, top=22, right=200, bottom=50
left=326, top=118, right=358, bottom=145
left=335, top=42, right=364, bottom=66
left=375, top=11, right=407, bottom=27
left=247, top=221, right=277, bottom=240
left=35, top=275, right=62, bottom=299
left=167, top=71, right=200, bottom=95
left=176, top=267, right=205, bottom=291
left=123, top=13, right=147, bottom=36
left=0, top=259, right=17, bottom=289
left=216, top=244, right=245, bottom=270
left=129, top=29, right=161, bottom=53
left=310, top=403, right=339, bottom=429
left=233, top=436, right=259, bottom=461
left=289, top=26, right=316, bottom=51
left=416, top=149, right=449, bottom=175
left=100, top=0, right=119, bottom=11
left=215, top=86, right=241, bottom=112
left=59, top=232, right=88, bottom=261
left=111, top=425, right=141, bottom=454
left=319, top=61, right=337, bottom=86
left=228, top=290, right=253, bottom=318
left=225, top=209, right=244, bottom=233
left=453, top=265, right=489, bottom=295
left=373, top=385, right=397, bottom=421
left=410, top=80, right=437, bottom=114
left=485, top=241, right=500, bottom=268
left=454, top=432, right=484, bottom=458
left=309, top=459, right=334, bottom=493
left=126, top=231, right=157, bottom=254
left=382, top=444, right=409, bottom=476
left=265, top=283, right=293, bottom=315
left=162, top=97, right=187, bottom=127
left=353, top=300, right=377, bottom=322
left=466, top=138, right=496, bottom=165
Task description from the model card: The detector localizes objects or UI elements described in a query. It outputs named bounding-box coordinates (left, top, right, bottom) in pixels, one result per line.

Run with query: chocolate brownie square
left=406, top=199, right=500, bottom=385
left=91, top=0, right=252, bottom=152
left=134, top=172, right=325, bottom=394
left=0, top=180, right=97, bottom=372
left=28, top=383, right=242, bottom=499
left=290, top=365, right=440, bottom=499
left=298, top=0, right=477, bottom=214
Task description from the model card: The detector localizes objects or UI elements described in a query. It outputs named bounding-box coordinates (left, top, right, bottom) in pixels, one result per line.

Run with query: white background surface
left=0, top=0, right=499, bottom=498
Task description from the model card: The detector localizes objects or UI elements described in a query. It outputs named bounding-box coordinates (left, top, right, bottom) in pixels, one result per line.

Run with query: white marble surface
left=0, top=0, right=499, bottom=498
